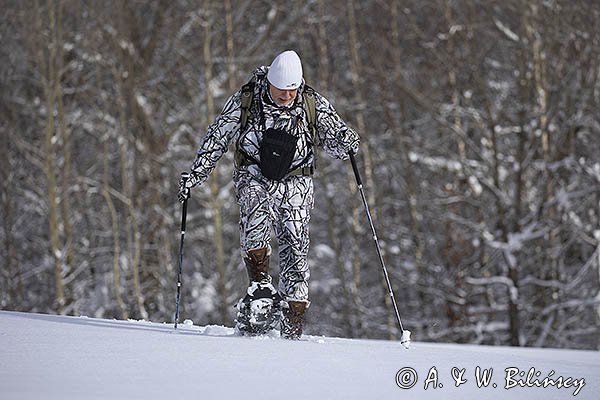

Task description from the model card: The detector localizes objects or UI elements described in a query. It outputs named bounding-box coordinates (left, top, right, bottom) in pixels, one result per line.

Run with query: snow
left=1, top=310, right=598, bottom=400
left=493, top=18, right=520, bottom=42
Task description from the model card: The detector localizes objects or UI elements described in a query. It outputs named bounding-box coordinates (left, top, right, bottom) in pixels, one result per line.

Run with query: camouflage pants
left=235, top=168, right=313, bottom=300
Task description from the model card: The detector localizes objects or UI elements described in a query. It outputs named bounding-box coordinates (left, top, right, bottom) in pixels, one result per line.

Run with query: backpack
left=235, top=77, right=317, bottom=177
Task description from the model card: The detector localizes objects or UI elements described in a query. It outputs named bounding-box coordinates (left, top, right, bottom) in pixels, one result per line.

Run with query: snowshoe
left=235, top=281, right=283, bottom=336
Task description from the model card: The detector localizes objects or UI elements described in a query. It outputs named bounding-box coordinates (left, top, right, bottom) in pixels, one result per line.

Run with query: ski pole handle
left=180, top=198, right=188, bottom=233
left=349, top=152, right=362, bottom=187
left=180, top=172, right=189, bottom=232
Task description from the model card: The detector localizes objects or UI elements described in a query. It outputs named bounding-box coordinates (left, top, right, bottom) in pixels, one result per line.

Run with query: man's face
left=269, top=84, right=298, bottom=107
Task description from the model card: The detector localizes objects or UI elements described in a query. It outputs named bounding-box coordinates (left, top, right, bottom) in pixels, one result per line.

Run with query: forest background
left=1, top=0, right=599, bottom=349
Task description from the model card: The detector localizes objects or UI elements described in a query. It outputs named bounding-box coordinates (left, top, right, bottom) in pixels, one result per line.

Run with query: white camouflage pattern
left=187, top=66, right=359, bottom=300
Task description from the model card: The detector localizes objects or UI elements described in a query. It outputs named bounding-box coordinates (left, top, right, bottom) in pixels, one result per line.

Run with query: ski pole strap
left=349, top=152, right=362, bottom=186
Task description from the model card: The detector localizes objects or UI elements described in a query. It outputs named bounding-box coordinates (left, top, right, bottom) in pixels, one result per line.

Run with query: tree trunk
left=203, top=2, right=229, bottom=325
left=347, top=0, right=386, bottom=338
left=1, top=105, right=21, bottom=308
left=384, top=0, right=425, bottom=339
left=102, top=139, right=129, bottom=320
left=224, top=0, right=236, bottom=91
left=53, top=2, right=76, bottom=311
left=34, top=0, right=66, bottom=313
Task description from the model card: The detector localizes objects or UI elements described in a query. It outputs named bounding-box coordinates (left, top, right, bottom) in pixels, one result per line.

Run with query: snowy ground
left=1, top=310, right=598, bottom=400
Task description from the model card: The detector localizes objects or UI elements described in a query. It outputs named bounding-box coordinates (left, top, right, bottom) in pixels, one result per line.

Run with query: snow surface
left=1, top=310, right=598, bottom=400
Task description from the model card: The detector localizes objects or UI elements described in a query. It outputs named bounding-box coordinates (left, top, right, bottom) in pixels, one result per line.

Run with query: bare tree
left=3, top=0, right=598, bottom=349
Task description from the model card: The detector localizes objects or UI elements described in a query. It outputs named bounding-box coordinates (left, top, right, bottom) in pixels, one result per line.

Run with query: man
left=178, top=50, right=359, bottom=339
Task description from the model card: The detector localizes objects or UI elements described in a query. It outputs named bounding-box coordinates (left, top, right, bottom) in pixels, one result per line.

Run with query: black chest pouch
left=259, top=127, right=298, bottom=181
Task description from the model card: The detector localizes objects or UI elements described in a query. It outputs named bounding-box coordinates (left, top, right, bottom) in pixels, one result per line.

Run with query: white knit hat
left=267, top=50, right=303, bottom=90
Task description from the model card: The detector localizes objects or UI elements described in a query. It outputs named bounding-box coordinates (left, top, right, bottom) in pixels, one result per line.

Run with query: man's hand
left=178, top=172, right=191, bottom=203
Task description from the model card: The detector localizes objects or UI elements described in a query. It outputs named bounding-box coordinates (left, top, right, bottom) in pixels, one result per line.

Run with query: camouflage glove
left=178, top=172, right=191, bottom=203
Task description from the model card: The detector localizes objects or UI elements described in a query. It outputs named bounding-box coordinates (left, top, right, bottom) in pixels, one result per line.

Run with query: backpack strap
left=294, top=84, right=317, bottom=175
left=235, top=78, right=256, bottom=167
left=302, top=85, right=317, bottom=145
left=239, top=78, right=255, bottom=131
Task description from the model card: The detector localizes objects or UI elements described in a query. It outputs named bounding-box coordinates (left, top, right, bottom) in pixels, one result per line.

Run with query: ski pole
left=349, top=152, right=411, bottom=348
left=174, top=172, right=189, bottom=330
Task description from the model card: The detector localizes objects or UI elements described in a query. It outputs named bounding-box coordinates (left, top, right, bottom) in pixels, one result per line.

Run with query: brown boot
left=244, top=248, right=271, bottom=283
left=281, top=300, right=310, bottom=340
